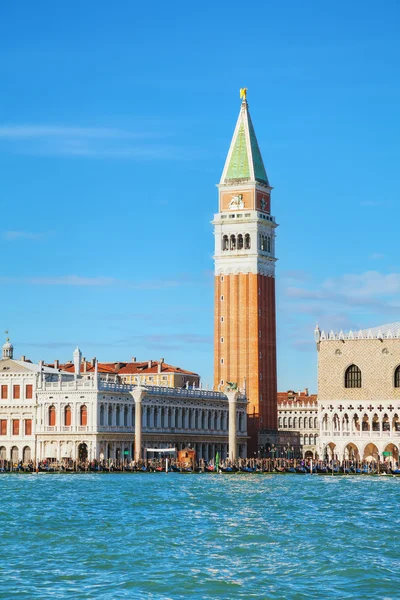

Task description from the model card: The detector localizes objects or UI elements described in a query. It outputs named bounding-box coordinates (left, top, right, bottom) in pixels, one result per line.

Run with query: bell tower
left=213, top=90, right=278, bottom=450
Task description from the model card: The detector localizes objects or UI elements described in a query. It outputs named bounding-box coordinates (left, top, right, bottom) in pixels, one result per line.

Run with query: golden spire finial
left=240, top=88, right=247, bottom=101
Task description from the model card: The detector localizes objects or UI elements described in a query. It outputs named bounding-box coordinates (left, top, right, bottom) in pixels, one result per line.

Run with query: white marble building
left=316, top=323, right=400, bottom=462
left=277, top=390, right=319, bottom=458
left=0, top=340, right=248, bottom=464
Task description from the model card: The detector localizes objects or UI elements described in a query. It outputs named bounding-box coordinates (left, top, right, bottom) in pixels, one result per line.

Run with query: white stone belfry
left=2, top=336, right=13, bottom=360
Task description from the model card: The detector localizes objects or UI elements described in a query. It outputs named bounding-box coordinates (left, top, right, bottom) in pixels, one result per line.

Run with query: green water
left=0, top=473, right=398, bottom=599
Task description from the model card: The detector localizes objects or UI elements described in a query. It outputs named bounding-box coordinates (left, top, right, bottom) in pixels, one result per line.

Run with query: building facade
left=277, top=389, right=319, bottom=458
left=0, top=342, right=247, bottom=464
left=316, top=323, right=400, bottom=462
left=213, top=91, right=278, bottom=450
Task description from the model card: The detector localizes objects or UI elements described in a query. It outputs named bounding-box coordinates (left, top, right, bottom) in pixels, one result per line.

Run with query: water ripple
left=0, top=474, right=399, bottom=598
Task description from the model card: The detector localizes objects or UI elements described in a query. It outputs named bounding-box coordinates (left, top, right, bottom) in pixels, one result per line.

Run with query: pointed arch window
left=394, top=365, right=400, bottom=388
left=345, top=364, right=362, bottom=388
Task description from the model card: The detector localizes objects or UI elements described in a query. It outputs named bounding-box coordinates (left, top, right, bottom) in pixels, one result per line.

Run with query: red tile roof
left=51, top=360, right=199, bottom=377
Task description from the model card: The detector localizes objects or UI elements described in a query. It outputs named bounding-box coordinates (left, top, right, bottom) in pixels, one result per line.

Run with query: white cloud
left=0, top=126, right=153, bottom=139
left=0, top=124, right=188, bottom=161
left=370, top=253, right=385, bottom=260
left=0, top=274, right=205, bottom=289
left=2, top=231, right=53, bottom=241
left=322, top=271, right=400, bottom=298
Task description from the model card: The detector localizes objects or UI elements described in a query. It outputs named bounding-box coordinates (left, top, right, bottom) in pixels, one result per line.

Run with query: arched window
left=230, top=234, right=236, bottom=250
left=64, top=405, right=71, bottom=427
left=314, top=417, right=318, bottom=428
left=288, top=417, right=292, bottom=428
left=298, top=417, right=303, bottom=428
left=116, top=406, right=121, bottom=427
left=108, top=406, right=113, bottom=426
left=245, top=233, right=251, bottom=249
left=124, top=406, right=128, bottom=427
left=237, top=234, right=243, bottom=250
left=49, top=405, right=56, bottom=427
left=222, top=235, right=228, bottom=251
left=278, top=417, right=282, bottom=428
left=293, top=417, right=297, bottom=428
left=283, top=416, right=287, bottom=428
left=345, top=364, right=362, bottom=388
left=267, top=236, right=271, bottom=252
left=395, top=366, right=400, bottom=388
left=100, top=405, right=105, bottom=426
left=309, top=417, right=313, bottom=428
left=80, top=405, right=87, bottom=426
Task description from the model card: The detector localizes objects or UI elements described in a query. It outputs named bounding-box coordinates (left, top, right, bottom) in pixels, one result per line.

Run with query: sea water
left=0, top=473, right=399, bottom=599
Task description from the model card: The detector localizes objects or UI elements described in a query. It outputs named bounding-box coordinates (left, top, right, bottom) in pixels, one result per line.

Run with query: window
left=345, top=365, right=362, bottom=388
left=12, top=419, right=19, bottom=435
left=13, top=385, right=20, bottom=400
left=222, top=235, right=228, bottom=251
left=221, top=337, right=224, bottom=343
left=220, top=295, right=224, bottom=301
left=395, top=365, right=400, bottom=388
left=245, top=233, right=251, bottom=249
left=221, top=316, right=224, bottom=322
left=65, top=405, right=71, bottom=426
left=80, top=405, right=88, bottom=426
left=0, top=420, right=6, bottom=435
left=221, top=276, right=224, bottom=282
left=25, top=385, right=33, bottom=400
left=220, top=358, right=224, bottom=364
left=237, top=234, right=243, bottom=250
left=25, top=419, right=32, bottom=435
left=49, top=405, right=56, bottom=427
left=162, top=375, right=168, bottom=380
left=1, top=385, right=7, bottom=400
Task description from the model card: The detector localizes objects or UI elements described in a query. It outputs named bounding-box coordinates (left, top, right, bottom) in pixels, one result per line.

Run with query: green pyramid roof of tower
left=221, top=100, right=269, bottom=186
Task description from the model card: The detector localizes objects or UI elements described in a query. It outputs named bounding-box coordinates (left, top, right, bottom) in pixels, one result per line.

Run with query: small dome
left=2, top=337, right=13, bottom=359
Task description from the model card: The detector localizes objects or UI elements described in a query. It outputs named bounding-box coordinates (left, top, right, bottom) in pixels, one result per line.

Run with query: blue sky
left=2, top=1, right=400, bottom=392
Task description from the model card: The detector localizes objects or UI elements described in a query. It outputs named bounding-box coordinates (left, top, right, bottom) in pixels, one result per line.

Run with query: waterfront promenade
left=0, top=473, right=398, bottom=599
left=0, top=456, right=398, bottom=475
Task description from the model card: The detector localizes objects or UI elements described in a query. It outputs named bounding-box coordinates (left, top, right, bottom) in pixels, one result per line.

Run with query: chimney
left=148, top=360, right=152, bottom=369
left=91, top=357, right=96, bottom=368
left=304, top=387, right=309, bottom=396
left=54, top=359, right=59, bottom=369
left=83, top=360, right=87, bottom=373
left=132, top=357, right=136, bottom=363
left=158, top=361, right=162, bottom=374
left=20, top=355, right=26, bottom=362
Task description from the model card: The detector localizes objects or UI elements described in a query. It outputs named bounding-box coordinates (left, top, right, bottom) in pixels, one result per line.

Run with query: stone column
left=226, top=391, right=239, bottom=461
left=132, top=388, right=146, bottom=462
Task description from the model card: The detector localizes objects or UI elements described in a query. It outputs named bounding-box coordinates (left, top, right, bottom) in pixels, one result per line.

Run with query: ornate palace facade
left=316, top=323, right=400, bottom=462
left=0, top=340, right=247, bottom=464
